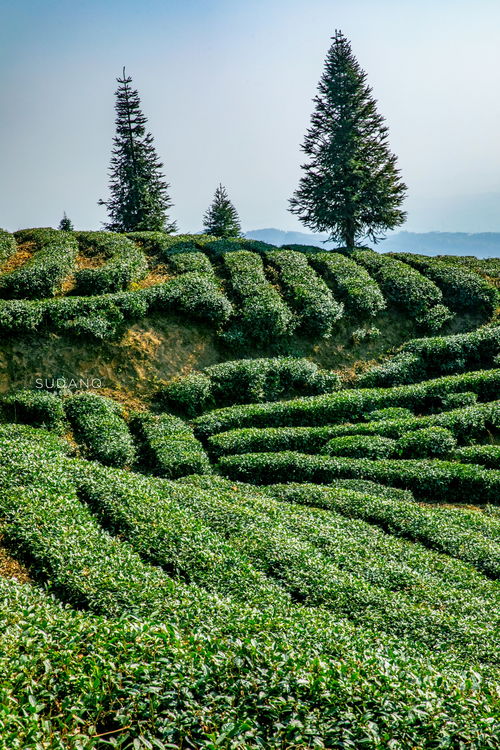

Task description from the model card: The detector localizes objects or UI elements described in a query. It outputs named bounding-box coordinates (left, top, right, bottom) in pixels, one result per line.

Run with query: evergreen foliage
left=58, top=212, right=73, bottom=231
left=99, top=69, right=176, bottom=233
left=289, top=31, right=407, bottom=248
left=203, top=183, right=242, bottom=238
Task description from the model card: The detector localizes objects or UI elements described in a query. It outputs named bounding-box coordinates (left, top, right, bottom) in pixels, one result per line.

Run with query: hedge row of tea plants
left=129, top=411, right=211, bottom=478
left=0, top=228, right=77, bottom=299
left=308, top=252, right=386, bottom=317
left=323, top=427, right=458, bottom=460
left=455, top=444, right=500, bottom=469
left=258, top=482, right=500, bottom=579
left=194, top=367, right=500, bottom=438
left=396, top=253, right=498, bottom=315
left=266, top=250, right=343, bottom=336
left=218, top=450, right=500, bottom=505
left=74, top=461, right=288, bottom=608
left=1, top=429, right=500, bottom=747
left=0, top=228, right=16, bottom=264
left=0, top=389, right=65, bottom=432
left=352, top=249, right=452, bottom=331
left=74, top=231, right=148, bottom=294
left=127, top=231, right=216, bottom=255
left=222, top=250, right=295, bottom=341
left=160, top=357, right=341, bottom=417
left=174, top=475, right=499, bottom=662
left=356, top=325, right=500, bottom=387
left=64, top=392, right=135, bottom=467
left=0, top=271, right=234, bottom=339
left=168, top=250, right=215, bottom=276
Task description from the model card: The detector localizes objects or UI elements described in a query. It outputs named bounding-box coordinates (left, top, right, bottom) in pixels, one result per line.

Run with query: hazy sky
left=2, top=0, right=500, bottom=234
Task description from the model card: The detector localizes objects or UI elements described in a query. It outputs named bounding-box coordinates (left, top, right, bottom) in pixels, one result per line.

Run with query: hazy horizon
left=2, top=0, right=500, bottom=234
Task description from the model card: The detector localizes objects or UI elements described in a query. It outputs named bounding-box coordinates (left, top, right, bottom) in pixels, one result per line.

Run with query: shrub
left=395, top=427, right=457, bottom=459
left=194, top=368, right=500, bottom=438
left=159, top=357, right=341, bottom=417
left=0, top=299, right=44, bottom=334
left=366, top=407, right=414, bottom=421
left=218, top=450, right=500, bottom=505
left=127, top=232, right=216, bottom=255
left=1, top=228, right=77, bottom=299
left=323, top=435, right=396, bottom=459
left=396, top=253, right=498, bottom=316
left=129, top=411, right=211, bottom=478
left=168, top=251, right=215, bottom=276
left=64, top=392, right=135, bottom=467
left=440, top=391, right=477, bottom=409
left=0, top=390, right=65, bottom=432
left=0, top=229, right=16, bottom=264
left=352, top=249, right=450, bottom=330
left=455, top=445, right=500, bottom=470
left=74, top=231, right=148, bottom=294
left=222, top=250, right=295, bottom=341
left=308, top=252, right=385, bottom=317
left=328, top=478, right=415, bottom=503
left=355, top=325, right=500, bottom=387
left=148, top=272, right=233, bottom=327
left=266, top=249, right=343, bottom=336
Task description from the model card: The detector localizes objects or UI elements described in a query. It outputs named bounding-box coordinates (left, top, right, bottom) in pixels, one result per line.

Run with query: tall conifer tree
left=203, top=184, right=242, bottom=238
left=99, top=69, right=176, bottom=233
left=289, top=31, right=407, bottom=249
left=58, top=212, right=73, bottom=231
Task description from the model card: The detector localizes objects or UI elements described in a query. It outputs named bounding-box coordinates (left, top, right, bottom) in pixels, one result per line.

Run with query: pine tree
left=58, top=212, right=73, bottom=231
left=99, top=68, right=176, bottom=233
left=203, top=184, right=242, bottom=238
left=289, top=31, right=407, bottom=249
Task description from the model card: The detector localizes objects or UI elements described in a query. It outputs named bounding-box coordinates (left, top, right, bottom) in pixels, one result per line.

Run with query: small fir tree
left=99, top=68, right=176, bottom=233
left=289, top=31, right=407, bottom=249
left=58, top=212, right=73, bottom=231
left=203, top=184, right=242, bottom=238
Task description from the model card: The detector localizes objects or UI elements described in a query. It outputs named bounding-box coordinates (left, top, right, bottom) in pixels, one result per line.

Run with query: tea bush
left=308, top=251, right=386, bottom=317
left=168, top=250, right=215, bottom=276
left=455, top=444, right=500, bottom=470
left=74, top=231, right=148, bottom=294
left=395, top=426, right=457, bottom=459
left=323, top=434, right=396, bottom=459
left=0, top=229, right=16, bottom=264
left=0, top=389, right=65, bottom=432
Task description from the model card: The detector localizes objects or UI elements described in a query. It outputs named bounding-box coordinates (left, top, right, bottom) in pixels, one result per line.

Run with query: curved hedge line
left=356, top=325, right=500, bottom=388
left=352, top=250, right=451, bottom=331
left=218, top=450, right=500, bottom=505
left=160, top=357, right=341, bottom=417
left=223, top=250, right=295, bottom=342
left=396, top=253, right=498, bottom=316
left=394, top=426, right=457, bottom=459
left=127, top=231, right=216, bottom=255
left=0, top=389, right=65, bottom=432
left=455, top=444, right=500, bottom=470
left=74, top=231, right=148, bottom=294
left=308, top=252, right=386, bottom=318
left=64, top=392, right=135, bottom=467
left=0, top=229, right=16, bottom=265
left=168, top=250, right=215, bottom=276
left=266, top=250, right=343, bottom=337
left=323, top=435, right=396, bottom=459
left=0, top=228, right=77, bottom=299
left=129, top=411, right=211, bottom=478
left=194, top=368, right=500, bottom=439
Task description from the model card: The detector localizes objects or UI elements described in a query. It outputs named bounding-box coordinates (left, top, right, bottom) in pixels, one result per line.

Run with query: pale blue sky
left=1, top=0, right=500, bottom=233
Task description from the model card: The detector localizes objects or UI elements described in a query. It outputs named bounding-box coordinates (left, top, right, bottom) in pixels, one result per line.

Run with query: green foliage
left=0, top=299, right=44, bottom=333
left=194, top=367, right=500, bottom=438
left=203, top=183, right=242, bottom=238
left=266, top=249, right=344, bottom=336
left=308, top=251, right=386, bottom=317
left=64, top=392, right=135, bottom=467
left=455, top=444, right=500, bottom=470
left=289, top=31, right=406, bottom=246
left=74, top=231, right=148, bottom=294
left=168, top=250, right=215, bottom=276
left=395, top=427, right=457, bottom=459
left=323, top=434, right=396, bottom=459
left=129, top=411, right=211, bottom=478
left=58, top=212, right=73, bottom=231
left=0, top=229, right=16, bottom=264
left=356, top=325, right=500, bottom=387
left=99, top=69, right=176, bottom=232
left=148, top=272, right=234, bottom=328
left=366, top=407, right=414, bottom=421
left=0, top=390, right=65, bottom=432
left=396, top=253, right=498, bottom=316
left=222, top=250, right=295, bottom=342
left=0, top=228, right=77, bottom=299
left=160, top=357, right=341, bottom=417
left=127, top=231, right=216, bottom=254
left=352, top=249, right=451, bottom=330
left=218, top=450, right=500, bottom=505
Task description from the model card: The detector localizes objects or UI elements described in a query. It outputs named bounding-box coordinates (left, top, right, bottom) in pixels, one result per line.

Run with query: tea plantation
left=0, top=228, right=499, bottom=748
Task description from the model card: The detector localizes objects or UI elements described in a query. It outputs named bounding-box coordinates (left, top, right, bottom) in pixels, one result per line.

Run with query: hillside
left=1, top=227, right=500, bottom=748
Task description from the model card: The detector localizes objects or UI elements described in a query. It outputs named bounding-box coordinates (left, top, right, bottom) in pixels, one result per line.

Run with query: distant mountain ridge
left=244, top=229, right=500, bottom=258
